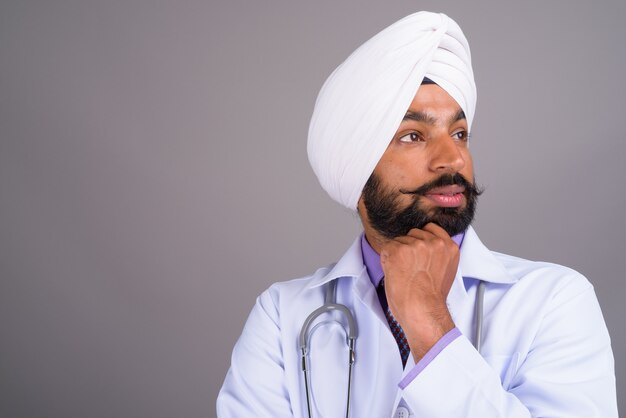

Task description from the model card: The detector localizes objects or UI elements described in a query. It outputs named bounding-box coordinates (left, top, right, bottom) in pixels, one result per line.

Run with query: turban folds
left=307, top=12, right=476, bottom=210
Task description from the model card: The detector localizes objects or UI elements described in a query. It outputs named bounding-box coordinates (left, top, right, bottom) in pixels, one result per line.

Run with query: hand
left=380, top=223, right=459, bottom=361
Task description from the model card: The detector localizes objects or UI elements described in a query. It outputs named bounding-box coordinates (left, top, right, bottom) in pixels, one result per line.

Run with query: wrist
left=405, top=312, right=455, bottom=361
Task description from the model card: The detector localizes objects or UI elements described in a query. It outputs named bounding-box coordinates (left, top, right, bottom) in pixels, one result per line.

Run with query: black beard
left=362, top=172, right=482, bottom=239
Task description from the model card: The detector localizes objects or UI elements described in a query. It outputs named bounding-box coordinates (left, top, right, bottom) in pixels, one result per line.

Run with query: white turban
left=307, top=11, right=476, bottom=210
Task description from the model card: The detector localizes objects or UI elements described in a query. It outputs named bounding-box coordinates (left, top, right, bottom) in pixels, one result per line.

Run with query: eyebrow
left=402, top=109, right=466, bottom=125
left=450, top=109, right=466, bottom=124
left=403, top=111, right=437, bottom=125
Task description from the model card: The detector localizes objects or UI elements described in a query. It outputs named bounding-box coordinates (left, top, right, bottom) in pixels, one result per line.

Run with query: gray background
left=1, top=0, right=624, bottom=417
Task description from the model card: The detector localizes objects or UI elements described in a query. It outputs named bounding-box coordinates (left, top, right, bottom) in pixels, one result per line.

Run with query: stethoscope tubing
left=299, top=280, right=357, bottom=418
left=299, top=278, right=485, bottom=418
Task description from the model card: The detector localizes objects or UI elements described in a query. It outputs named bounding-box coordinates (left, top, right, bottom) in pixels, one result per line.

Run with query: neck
left=361, top=224, right=389, bottom=255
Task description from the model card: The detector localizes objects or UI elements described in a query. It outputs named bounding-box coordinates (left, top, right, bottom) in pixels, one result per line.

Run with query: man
left=217, top=11, right=617, bottom=417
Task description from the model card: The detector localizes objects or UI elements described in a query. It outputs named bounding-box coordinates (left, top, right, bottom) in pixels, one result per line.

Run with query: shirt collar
left=360, top=234, right=385, bottom=288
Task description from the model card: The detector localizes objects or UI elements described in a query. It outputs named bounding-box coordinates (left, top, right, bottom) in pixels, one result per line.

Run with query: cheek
left=373, top=158, right=406, bottom=186
left=376, top=152, right=428, bottom=187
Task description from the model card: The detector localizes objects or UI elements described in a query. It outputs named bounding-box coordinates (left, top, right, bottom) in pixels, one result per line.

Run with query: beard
left=362, top=172, right=483, bottom=239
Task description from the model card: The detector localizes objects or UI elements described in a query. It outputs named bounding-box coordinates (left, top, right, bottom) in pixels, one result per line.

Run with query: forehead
left=404, top=84, right=465, bottom=123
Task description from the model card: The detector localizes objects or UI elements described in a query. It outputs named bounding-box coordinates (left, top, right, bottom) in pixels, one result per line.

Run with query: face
left=359, top=84, right=481, bottom=239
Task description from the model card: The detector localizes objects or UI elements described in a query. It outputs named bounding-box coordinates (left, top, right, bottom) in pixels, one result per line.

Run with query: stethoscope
left=298, top=278, right=487, bottom=418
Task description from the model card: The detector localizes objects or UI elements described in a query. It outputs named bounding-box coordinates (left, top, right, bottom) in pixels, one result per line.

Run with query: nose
left=428, top=135, right=465, bottom=173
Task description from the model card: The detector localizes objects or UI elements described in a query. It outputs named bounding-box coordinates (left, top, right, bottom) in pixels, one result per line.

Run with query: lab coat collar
left=458, top=226, right=518, bottom=284
left=306, top=236, right=366, bottom=289
left=306, top=226, right=518, bottom=290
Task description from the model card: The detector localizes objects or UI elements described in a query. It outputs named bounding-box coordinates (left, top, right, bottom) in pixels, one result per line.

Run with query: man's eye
left=398, top=132, right=424, bottom=143
left=453, top=131, right=470, bottom=141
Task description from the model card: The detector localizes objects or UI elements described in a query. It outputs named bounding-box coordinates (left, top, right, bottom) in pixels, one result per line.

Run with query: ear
left=356, top=196, right=368, bottom=223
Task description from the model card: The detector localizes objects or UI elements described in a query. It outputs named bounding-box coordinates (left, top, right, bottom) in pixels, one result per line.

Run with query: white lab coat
left=217, top=227, right=617, bottom=417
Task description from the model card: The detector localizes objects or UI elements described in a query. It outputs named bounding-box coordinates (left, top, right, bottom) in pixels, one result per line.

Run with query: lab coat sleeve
left=217, top=289, right=293, bottom=418
left=400, top=279, right=617, bottom=417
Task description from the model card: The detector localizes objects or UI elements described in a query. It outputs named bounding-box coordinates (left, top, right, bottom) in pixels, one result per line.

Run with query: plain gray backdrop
left=1, top=1, right=625, bottom=417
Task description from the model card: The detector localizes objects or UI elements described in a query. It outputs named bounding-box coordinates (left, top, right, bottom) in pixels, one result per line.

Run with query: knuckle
left=432, top=237, right=446, bottom=250
left=447, top=240, right=459, bottom=252
left=413, top=240, right=427, bottom=252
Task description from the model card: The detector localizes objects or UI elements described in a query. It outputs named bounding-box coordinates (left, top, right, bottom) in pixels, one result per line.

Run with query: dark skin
left=357, top=84, right=473, bottom=362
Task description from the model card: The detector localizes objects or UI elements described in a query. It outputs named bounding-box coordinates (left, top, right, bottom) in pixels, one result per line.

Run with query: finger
left=382, top=235, right=415, bottom=250
left=405, top=228, right=432, bottom=240
left=392, top=235, right=415, bottom=245
left=422, top=223, right=452, bottom=239
left=386, top=230, right=424, bottom=245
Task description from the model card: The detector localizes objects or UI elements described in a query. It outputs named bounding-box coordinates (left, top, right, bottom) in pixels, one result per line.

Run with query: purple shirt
left=360, top=231, right=465, bottom=388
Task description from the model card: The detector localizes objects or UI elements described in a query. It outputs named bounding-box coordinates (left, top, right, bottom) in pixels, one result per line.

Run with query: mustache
left=399, top=173, right=483, bottom=196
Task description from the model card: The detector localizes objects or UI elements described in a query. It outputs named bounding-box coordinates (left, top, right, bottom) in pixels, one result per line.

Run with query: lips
left=423, top=185, right=466, bottom=207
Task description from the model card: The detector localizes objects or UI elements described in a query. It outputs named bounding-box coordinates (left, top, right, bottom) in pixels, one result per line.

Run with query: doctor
left=217, top=11, right=617, bottom=417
